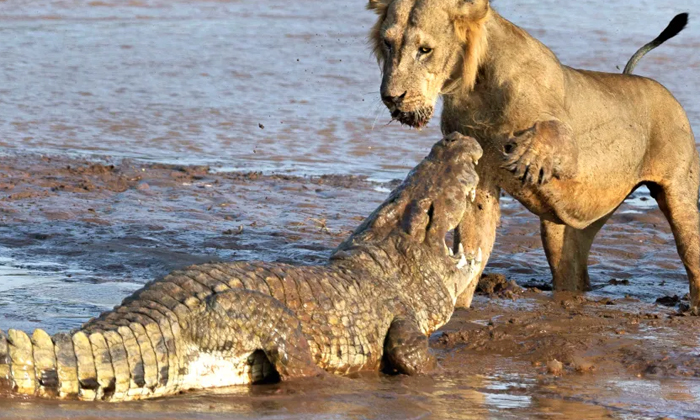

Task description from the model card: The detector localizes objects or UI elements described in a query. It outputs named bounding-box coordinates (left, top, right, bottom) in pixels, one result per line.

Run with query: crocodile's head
left=333, top=133, right=484, bottom=303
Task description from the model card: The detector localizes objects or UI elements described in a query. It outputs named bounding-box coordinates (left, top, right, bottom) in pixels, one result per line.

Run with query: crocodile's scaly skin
left=0, top=135, right=484, bottom=401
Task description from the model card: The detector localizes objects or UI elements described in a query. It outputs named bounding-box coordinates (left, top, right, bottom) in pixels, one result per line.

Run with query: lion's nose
left=381, top=91, right=407, bottom=108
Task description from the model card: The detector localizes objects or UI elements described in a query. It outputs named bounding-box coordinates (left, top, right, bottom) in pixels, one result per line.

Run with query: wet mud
left=1, top=153, right=699, bottom=419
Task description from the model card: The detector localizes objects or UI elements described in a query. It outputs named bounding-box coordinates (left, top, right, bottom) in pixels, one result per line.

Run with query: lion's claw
left=502, top=120, right=577, bottom=186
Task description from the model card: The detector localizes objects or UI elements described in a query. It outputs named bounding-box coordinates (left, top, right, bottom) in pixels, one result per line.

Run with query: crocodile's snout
left=437, top=132, right=483, bottom=166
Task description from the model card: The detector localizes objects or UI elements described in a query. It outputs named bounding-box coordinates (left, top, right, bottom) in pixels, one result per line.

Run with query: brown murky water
left=1, top=0, right=700, bottom=418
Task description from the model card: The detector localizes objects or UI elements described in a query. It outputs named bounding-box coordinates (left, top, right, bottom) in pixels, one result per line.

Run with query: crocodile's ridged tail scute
left=0, top=327, right=172, bottom=402
left=0, top=330, right=14, bottom=393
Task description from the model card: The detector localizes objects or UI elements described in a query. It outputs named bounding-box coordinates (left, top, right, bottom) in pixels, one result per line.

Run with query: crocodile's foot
left=383, top=317, right=433, bottom=376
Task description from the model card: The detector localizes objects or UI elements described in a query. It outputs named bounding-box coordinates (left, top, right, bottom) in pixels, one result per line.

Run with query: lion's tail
left=623, top=13, right=688, bottom=75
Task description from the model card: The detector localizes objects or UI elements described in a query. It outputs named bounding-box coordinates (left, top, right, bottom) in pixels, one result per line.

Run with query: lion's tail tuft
left=623, top=13, right=688, bottom=75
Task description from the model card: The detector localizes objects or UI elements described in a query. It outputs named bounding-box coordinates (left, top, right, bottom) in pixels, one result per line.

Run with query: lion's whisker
left=370, top=99, right=389, bottom=131
left=371, top=107, right=385, bottom=131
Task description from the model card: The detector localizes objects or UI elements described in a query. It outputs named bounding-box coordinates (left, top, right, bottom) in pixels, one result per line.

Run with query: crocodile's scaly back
left=0, top=135, right=484, bottom=401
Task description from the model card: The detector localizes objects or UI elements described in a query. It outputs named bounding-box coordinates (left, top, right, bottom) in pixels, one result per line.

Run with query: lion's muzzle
left=391, top=106, right=434, bottom=129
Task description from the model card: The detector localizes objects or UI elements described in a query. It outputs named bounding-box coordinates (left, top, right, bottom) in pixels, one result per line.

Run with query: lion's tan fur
left=452, top=7, right=490, bottom=92
left=367, top=0, right=390, bottom=62
left=369, top=0, right=700, bottom=312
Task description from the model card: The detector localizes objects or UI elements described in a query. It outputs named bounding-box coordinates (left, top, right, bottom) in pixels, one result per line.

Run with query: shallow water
left=0, top=250, right=142, bottom=333
left=0, top=0, right=698, bottom=180
left=0, top=372, right=673, bottom=420
left=1, top=0, right=700, bottom=418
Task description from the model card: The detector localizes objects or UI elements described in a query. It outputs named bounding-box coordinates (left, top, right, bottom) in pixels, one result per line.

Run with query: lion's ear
left=451, top=0, right=490, bottom=19
left=367, top=0, right=390, bottom=14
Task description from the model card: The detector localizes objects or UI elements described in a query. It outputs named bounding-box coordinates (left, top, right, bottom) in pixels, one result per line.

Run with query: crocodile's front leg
left=383, top=240, right=482, bottom=375
left=383, top=317, right=432, bottom=375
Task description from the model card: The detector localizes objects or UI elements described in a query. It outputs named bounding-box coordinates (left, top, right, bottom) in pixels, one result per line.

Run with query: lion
left=367, top=0, right=700, bottom=313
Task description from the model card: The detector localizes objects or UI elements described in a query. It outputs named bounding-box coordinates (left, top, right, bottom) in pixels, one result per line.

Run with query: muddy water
left=0, top=0, right=698, bottom=179
left=1, top=0, right=700, bottom=418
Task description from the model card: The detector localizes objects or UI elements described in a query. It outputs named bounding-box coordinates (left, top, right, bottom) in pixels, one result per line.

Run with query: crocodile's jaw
left=446, top=244, right=483, bottom=304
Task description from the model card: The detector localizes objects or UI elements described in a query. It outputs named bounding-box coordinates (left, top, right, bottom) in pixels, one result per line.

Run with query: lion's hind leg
left=648, top=177, right=700, bottom=314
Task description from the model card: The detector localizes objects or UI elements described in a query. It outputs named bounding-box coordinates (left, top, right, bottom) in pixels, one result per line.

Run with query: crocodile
left=0, top=133, right=484, bottom=402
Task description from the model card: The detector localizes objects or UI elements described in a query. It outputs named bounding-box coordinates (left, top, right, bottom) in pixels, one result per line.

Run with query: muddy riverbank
left=1, top=153, right=699, bottom=419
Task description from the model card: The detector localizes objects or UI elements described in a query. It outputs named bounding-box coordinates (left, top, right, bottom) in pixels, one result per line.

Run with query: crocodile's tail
left=0, top=326, right=173, bottom=402
left=624, top=13, right=688, bottom=75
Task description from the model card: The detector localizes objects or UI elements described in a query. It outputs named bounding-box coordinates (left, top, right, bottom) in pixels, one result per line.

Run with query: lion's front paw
left=502, top=120, right=577, bottom=185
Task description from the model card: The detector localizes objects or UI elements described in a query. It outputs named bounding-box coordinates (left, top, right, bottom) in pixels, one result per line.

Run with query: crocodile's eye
left=419, top=46, right=433, bottom=55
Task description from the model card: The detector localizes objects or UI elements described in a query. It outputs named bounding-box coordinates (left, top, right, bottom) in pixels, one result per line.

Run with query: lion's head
left=368, top=0, right=491, bottom=128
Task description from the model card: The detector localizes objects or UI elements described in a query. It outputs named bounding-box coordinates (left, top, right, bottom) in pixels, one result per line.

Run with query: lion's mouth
left=391, top=107, right=434, bottom=129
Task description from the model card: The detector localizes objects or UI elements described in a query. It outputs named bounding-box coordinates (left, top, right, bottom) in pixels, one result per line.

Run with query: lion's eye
left=419, top=46, right=433, bottom=55
left=384, top=39, right=393, bottom=51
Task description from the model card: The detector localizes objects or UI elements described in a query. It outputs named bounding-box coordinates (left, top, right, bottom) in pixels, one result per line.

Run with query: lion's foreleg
left=454, top=177, right=500, bottom=308
left=539, top=213, right=612, bottom=293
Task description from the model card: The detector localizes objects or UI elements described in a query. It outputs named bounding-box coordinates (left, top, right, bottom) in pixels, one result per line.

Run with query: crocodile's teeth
left=456, top=253, right=468, bottom=270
